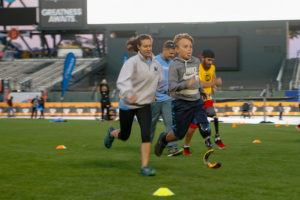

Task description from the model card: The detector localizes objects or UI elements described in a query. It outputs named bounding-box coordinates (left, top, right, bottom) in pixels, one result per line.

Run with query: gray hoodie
left=168, top=56, right=202, bottom=101
left=117, top=52, right=164, bottom=108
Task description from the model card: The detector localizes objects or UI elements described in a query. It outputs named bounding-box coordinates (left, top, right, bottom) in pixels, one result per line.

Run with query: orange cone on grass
left=252, top=139, right=262, bottom=143
left=56, top=145, right=67, bottom=149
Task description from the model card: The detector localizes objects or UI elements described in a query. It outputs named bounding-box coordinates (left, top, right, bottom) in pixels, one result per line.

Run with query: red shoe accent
left=189, top=123, right=198, bottom=129
left=215, top=140, right=226, bottom=149
left=183, top=147, right=192, bottom=155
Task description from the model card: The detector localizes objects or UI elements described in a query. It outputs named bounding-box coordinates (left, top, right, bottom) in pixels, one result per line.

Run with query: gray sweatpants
left=150, top=99, right=179, bottom=150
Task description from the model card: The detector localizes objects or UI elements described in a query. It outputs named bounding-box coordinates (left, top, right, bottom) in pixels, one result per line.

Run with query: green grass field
left=0, top=119, right=299, bottom=200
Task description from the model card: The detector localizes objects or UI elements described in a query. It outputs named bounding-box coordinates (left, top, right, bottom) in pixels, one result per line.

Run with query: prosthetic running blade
left=203, top=149, right=222, bottom=168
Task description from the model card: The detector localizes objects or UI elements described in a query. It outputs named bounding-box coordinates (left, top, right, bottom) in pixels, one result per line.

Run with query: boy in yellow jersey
left=183, top=49, right=225, bottom=154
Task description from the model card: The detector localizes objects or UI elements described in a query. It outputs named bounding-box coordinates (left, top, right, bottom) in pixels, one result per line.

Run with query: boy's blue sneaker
left=140, top=166, right=156, bottom=176
left=104, top=127, right=115, bottom=149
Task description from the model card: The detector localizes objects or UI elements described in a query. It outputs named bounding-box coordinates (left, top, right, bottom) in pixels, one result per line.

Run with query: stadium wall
left=44, top=91, right=286, bottom=102
left=103, top=21, right=287, bottom=89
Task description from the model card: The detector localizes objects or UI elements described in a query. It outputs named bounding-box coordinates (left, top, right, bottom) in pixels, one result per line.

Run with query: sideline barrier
left=214, top=102, right=300, bottom=116
left=0, top=102, right=119, bottom=117
left=0, top=102, right=299, bottom=117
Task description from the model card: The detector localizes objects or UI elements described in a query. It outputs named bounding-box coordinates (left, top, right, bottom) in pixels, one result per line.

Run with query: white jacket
left=117, top=52, right=164, bottom=108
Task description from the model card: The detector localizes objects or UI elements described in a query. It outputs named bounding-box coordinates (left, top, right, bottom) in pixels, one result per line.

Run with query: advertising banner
left=62, top=53, right=76, bottom=98
left=39, top=0, right=87, bottom=29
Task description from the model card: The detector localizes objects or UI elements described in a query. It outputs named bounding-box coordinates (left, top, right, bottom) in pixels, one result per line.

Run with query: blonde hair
left=173, top=33, right=194, bottom=47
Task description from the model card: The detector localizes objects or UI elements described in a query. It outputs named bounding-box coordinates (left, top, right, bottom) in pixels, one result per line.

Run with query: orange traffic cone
left=232, top=123, right=236, bottom=128
left=252, top=139, right=262, bottom=143
left=56, top=145, right=67, bottom=149
left=285, top=123, right=289, bottom=127
left=275, top=124, right=281, bottom=127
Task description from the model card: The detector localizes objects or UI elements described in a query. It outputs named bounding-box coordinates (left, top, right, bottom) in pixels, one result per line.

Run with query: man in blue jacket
left=151, top=40, right=183, bottom=156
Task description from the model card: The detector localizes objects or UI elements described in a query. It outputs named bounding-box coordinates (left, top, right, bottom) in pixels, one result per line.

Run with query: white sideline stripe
left=0, top=116, right=299, bottom=125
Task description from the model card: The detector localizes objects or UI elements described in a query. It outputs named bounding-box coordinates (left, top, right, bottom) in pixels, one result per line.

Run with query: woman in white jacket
left=104, top=34, right=163, bottom=176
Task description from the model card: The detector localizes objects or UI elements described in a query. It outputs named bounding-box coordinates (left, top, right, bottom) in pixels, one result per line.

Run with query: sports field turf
left=0, top=119, right=299, bottom=200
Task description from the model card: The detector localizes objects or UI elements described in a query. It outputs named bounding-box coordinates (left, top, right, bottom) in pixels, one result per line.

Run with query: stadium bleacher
left=291, top=57, right=300, bottom=89
left=0, top=58, right=104, bottom=92
left=280, top=58, right=300, bottom=90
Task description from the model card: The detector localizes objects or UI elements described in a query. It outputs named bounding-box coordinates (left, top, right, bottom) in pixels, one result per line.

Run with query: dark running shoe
left=204, top=137, right=213, bottom=149
left=167, top=148, right=183, bottom=157
left=155, top=132, right=167, bottom=156
left=140, top=166, right=156, bottom=176
left=104, top=127, right=115, bottom=149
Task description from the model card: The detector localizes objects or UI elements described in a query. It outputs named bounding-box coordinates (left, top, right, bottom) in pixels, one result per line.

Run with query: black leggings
left=119, top=105, right=151, bottom=143
left=101, top=103, right=110, bottom=120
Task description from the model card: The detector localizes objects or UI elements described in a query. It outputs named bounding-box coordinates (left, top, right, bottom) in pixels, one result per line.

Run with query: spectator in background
left=278, top=103, right=283, bottom=120
left=241, top=102, right=250, bottom=118
left=100, top=79, right=111, bottom=120
left=31, top=96, right=39, bottom=119
left=6, top=96, right=14, bottom=117
left=248, top=99, right=254, bottom=117
left=39, top=97, right=45, bottom=119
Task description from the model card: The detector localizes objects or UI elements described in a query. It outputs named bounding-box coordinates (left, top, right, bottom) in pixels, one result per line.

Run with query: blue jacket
left=155, top=54, right=171, bottom=102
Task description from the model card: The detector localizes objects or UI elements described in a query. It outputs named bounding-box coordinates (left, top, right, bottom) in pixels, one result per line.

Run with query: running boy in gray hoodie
left=154, top=33, right=212, bottom=156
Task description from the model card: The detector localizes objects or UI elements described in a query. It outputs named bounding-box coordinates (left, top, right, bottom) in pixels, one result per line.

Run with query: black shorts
left=171, top=99, right=208, bottom=139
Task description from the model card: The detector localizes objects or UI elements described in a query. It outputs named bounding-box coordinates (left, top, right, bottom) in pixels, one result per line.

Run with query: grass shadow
left=65, top=158, right=137, bottom=173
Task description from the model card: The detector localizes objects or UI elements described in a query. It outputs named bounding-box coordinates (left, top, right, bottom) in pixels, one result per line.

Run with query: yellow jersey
left=199, top=63, right=215, bottom=100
